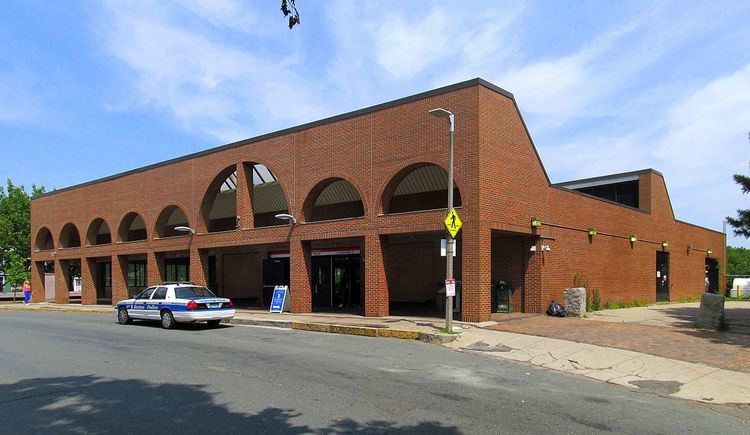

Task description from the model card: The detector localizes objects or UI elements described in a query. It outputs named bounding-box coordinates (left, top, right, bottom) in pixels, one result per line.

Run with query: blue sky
left=1, top=0, right=749, bottom=246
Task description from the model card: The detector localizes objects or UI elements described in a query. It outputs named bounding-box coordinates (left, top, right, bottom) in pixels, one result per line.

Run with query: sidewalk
left=449, top=326, right=750, bottom=404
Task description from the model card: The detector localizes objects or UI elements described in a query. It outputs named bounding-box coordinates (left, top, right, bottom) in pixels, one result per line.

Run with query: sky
left=0, top=0, right=749, bottom=247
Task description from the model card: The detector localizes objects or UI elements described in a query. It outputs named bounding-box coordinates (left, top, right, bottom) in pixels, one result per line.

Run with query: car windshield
left=175, top=287, right=216, bottom=299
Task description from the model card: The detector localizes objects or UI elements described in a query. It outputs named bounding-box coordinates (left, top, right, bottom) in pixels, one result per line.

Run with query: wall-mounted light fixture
left=275, top=213, right=297, bottom=225
left=531, top=217, right=542, bottom=228
left=687, top=244, right=693, bottom=253
left=661, top=240, right=669, bottom=249
left=629, top=235, right=637, bottom=243
left=588, top=228, right=597, bottom=236
left=707, top=249, right=712, bottom=256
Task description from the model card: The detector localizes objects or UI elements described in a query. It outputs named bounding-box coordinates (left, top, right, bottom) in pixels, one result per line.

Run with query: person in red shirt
left=22, top=280, right=31, bottom=304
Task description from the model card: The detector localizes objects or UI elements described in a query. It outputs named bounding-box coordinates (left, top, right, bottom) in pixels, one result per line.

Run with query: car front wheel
left=160, top=310, right=176, bottom=329
left=117, top=307, right=132, bottom=325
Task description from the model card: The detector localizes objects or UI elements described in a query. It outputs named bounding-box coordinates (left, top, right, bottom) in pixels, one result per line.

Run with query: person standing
left=22, top=280, right=31, bottom=304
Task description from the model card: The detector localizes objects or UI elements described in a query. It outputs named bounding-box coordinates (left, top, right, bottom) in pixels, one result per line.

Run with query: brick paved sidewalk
left=487, top=316, right=750, bottom=374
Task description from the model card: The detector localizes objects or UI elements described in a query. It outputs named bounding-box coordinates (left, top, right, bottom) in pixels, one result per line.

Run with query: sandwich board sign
left=270, top=285, right=289, bottom=313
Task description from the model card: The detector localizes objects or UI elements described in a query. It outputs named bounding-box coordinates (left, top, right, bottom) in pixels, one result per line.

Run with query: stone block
left=564, top=287, right=587, bottom=317
left=696, top=292, right=725, bottom=330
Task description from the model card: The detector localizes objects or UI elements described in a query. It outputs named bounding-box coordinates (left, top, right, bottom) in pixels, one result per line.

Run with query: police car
left=115, top=283, right=235, bottom=329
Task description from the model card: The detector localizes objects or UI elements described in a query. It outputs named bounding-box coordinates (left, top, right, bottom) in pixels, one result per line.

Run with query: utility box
left=492, top=281, right=511, bottom=313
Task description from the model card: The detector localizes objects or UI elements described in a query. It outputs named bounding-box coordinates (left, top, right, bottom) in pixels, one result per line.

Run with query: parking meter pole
left=445, top=117, right=455, bottom=333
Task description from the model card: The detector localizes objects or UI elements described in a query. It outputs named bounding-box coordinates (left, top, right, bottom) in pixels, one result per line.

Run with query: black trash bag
left=546, top=300, right=567, bottom=317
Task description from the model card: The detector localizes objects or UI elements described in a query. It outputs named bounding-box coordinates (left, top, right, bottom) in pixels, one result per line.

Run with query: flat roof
left=34, top=78, right=514, bottom=200
left=554, top=168, right=662, bottom=189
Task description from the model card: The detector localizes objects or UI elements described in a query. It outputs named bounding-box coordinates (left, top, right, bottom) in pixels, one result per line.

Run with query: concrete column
left=54, top=259, right=70, bottom=304
left=147, top=251, right=163, bottom=286
left=461, top=227, right=492, bottom=322
left=112, top=255, right=129, bottom=302
left=290, top=239, right=312, bottom=313
left=364, top=234, right=389, bottom=317
left=190, top=247, right=209, bottom=287
left=81, top=258, right=97, bottom=305
left=236, top=162, right=254, bottom=230
left=31, top=261, right=45, bottom=303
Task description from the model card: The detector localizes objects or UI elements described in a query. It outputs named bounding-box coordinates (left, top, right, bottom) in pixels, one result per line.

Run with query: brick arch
left=85, top=218, right=112, bottom=245
left=302, top=177, right=366, bottom=222
left=35, top=227, right=55, bottom=251
left=59, top=223, right=81, bottom=248
left=379, top=162, right=463, bottom=214
left=118, top=212, right=148, bottom=242
left=154, top=205, right=191, bottom=238
left=200, top=165, right=237, bottom=233
left=244, top=161, right=291, bottom=228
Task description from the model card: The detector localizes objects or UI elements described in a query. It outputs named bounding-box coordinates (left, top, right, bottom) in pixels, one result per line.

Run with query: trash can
left=492, top=280, right=511, bottom=313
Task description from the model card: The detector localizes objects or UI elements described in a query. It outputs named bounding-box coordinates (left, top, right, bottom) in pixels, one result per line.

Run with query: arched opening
left=118, top=212, right=147, bottom=242
left=206, top=166, right=238, bottom=232
left=203, top=163, right=291, bottom=231
left=304, top=178, right=365, bottom=222
left=35, top=227, right=54, bottom=251
left=251, top=163, right=290, bottom=227
left=59, top=223, right=81, bottom=248
left=86, top=218, right=111, bottom=245
left=383, top=163, right=462, bottom=214
left=155, top=205, right=190, bottom=238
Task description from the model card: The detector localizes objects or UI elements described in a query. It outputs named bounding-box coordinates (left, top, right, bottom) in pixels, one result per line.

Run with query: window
left=152, top=287, right=167, bottom=300
left=165, top=258, right=189, bottom=283
left=127, top=261, right=147, bottom=297
left=136, top=287, right=156, bottom=300
left=175, top=287, right=216, bottom=299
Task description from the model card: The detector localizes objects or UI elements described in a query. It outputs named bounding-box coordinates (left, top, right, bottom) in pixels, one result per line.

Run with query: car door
left=146, top=286, right=168, bottom=319
left=130, top=287, right=156, bottom=319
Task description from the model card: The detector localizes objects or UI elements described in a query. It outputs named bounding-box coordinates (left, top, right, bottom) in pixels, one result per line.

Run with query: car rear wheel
left=117, top=307, right=132, bottom=325
left=207, top=320, right=221, bottom=328
left=160, top=310, right=176, bottom=329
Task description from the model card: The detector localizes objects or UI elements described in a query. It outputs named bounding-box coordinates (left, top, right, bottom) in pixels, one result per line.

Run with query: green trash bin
left=492, top=281, right=511, bottom=313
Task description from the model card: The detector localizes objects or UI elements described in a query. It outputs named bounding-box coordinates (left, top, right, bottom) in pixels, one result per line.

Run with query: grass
left=602, top=300, right=650, bottom=310
left=438, top=328, right=461, bottom=335
left=725, top=297, right=750, bottom=302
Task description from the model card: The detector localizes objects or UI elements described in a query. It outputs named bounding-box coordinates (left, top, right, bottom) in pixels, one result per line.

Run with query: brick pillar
left=112, top=255, right=128, bottom=302
left=54, top=259, right=70, bottom=304
left=81, top=258, right=97, bottom=305
left=364, top=234, right=389, bottom=317
left=31, top=261, right=45, bottom=303
left=190, top=247, right=209, bottom=287
left=147, top=251, right=163, bottom=286
left=236, top=162, right=254, bottom=230
left=524, top=237, right=543, bottom=313
left=290, top=239, right=312, bottom=313
left=461, top=227, right=492, bottom=322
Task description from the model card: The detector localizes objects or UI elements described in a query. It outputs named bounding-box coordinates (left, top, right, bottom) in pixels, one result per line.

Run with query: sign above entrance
left=444, top=208, right=462, bottom=238
left=269, top=285, right=289, bottom=313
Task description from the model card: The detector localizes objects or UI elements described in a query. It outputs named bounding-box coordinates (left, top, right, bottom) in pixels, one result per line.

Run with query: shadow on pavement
left=0, top=375, right=460, bottom=434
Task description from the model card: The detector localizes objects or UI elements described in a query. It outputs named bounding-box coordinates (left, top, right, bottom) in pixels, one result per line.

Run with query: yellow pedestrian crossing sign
left=444, top=208, right=462, bottom=238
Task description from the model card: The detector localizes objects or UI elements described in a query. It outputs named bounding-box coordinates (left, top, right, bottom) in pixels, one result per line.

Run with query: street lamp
left=174, top=226, right=196, bottom=235
left=275, top=213, right=297, bottom=225
left=429, top=107, right=455, bottom=333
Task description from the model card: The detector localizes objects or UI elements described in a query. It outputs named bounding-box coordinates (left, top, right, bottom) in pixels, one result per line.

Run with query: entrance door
left=705, top=258, right=719, bottom=293
left=312, top=256, right=332, bottom=308
left=656, top=252, right=670, bottom=302
left=96, top=261, right=112, bottom=304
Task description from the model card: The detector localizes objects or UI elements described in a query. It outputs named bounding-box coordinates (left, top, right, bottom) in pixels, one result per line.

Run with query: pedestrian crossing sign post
left=444, top=208, right=462, bottom=238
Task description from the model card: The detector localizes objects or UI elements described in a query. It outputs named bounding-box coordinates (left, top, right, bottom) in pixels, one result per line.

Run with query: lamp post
left=275, top=213, right=298, bottom=225
left=429, top=107, right=455, bottom=333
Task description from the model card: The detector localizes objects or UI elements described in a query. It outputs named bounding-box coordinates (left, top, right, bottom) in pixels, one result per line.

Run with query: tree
left=727, top=246, right=750, bottom=293
left=727, top=174, right=750, bottom=238
left=280, top=0, right=300, bottom=29
left=0, top=180, right=45, bottom=274
left=5, top=252, right=27, bottom=290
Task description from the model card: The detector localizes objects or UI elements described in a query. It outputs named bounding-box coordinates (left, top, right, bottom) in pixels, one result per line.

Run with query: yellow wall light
left=661, top=241, right=669, bottom=249
left=588, top=228, right=597, bottom=236
left=707, top=249, right=712, bottom=255
left=531, top=218, right=542, bottom=228
left=629, top=235, right=637, bottom=243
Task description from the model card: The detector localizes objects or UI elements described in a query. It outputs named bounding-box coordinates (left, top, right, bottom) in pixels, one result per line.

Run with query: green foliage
left=573, top=272, right=588, bottom=289
left=280, top=0, right=300, bottom=28
left=573, top=273, right=601, bottom=312
left=590, top=288, right=601, bottom=311
left=0, top=180, right=45, bottom=273
left=5, top=253, right=28, bottom=289
left=728, top=171, right=750, bottom=237
left=602, top=300, right=650, bottom=310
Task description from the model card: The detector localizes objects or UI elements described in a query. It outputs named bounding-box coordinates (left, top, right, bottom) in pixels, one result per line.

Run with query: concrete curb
left=1, top=305, right=458, bottom=344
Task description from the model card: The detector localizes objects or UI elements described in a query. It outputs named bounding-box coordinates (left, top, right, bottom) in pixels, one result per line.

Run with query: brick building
left=30, top=78, right=725, bottom=322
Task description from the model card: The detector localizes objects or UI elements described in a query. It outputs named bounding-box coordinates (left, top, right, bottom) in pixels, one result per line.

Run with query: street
left=0, top=312, right=746, bottom=434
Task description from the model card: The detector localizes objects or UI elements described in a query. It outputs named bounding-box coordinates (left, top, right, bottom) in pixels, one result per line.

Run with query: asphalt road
left=0, top=311, right=746, bottom=434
